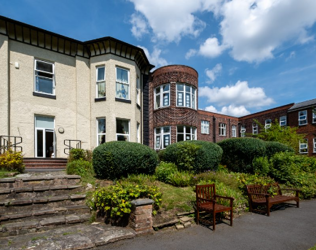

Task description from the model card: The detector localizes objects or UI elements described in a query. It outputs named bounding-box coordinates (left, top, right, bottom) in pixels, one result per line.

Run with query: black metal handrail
left=64, top=139, right=81, bottom=155
left=0, top=135, right=23, bottom=154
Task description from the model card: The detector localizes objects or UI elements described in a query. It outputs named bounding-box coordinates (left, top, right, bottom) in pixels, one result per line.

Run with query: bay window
left=97, top=118, right=106, bottom=145
left=116, top=67, right=129, bottom=100
left=155, top=126, right=170, bottom=150
left=96, top=66, right=105, bottom=98
left=177, top=83, right=196, bottom=109
left=177, top=126, right=196, bottom=142
left=155, top=84, right=170, bottom=109
left=116, top=119, right=130, bottom=141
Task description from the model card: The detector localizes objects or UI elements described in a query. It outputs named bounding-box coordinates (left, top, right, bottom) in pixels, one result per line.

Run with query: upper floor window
left=97, top=118, right=106, bottom=146
left=155, top=84, right=170, bottom=109
left=299, top=139, right=308, bottom=154
left=252, top=123, right=258, bottom=135
left=298, top=110, right=307, bottom=126
left=313, top=138, right=316, bottom=153
left=240, top=126, right=246, bottom=137
left=265, top=119, right=271, bottom=131
left=176, top=83, right=196, bottom=109
left=116, top=67, right=129, bottom=100
left=280, top=116, right=287, bottom=126
left=313, top=108, right=316, bottom=124
left=96, top=66, right=105, bottom=98
left=232, top=125, right=237, bottom=137
left=201, top=120, right=209, bottom=134
left=219, top=123, right=226, bottom=136
left=34, top=60, right=55, bottom=95
left=177, top=126, right=196, bottom=142
left=155, top=126, right=170, bottom=150
left=116, top=119, right=129, bottom=141
left=136, top=76, right=141, bottom=106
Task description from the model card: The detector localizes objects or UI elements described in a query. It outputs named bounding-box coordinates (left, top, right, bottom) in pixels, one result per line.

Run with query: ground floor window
left=299, top=139, right=308, bottom=154
left=97, top=118, right=106, bottom=145
left=232, top=125, right=237, bottom=137
left=252, top=123, right=258, bottom=135
left=219, top=123, right=226, bottom=136
left=116, top=119, right=130, bottom=141
left=155, top=126, right=170, bottom=150
left=313, top=138, right=316, bottom=153
left=240, top=126, right=246, bottom=137
left=177, top=126, right=196, bottom=142
left=201, top=120, right=209, bottom=134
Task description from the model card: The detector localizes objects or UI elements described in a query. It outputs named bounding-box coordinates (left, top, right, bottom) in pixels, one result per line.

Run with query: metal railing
left=64, top=139, right=81, bottom=155
left=0, top=135, right=23, bottom=154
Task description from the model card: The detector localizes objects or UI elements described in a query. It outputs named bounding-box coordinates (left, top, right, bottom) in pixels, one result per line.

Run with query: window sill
left=95, top=97, right=106, bottom=102
left=115, top=98, right=131, bottom=104
left=33, top=92, right=56, bottom=99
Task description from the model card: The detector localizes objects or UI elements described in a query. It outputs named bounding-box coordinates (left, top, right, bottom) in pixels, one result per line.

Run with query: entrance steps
left=23, top=158, right=67, bottom=170
left=0, top=173, right=90, bottom=237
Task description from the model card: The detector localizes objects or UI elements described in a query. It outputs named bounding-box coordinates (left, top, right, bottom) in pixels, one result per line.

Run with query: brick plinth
left=129, top=199, right=154, bottom=235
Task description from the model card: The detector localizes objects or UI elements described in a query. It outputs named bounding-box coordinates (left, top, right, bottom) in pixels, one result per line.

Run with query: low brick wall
left=129, top=198, right=154, bottom=235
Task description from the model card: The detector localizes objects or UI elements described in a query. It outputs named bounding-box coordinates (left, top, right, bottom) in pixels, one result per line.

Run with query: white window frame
left=34, top=59, right=55, bottom=95
left=137, top=123, right=140, bottom=143
left=219, top=123, right=226, bottom=136
left=252, top=123, right=258, bottom=135
left=232, top=125, right=237, bottom=137
left=116, top=119, right=130, bottom=141
left=313, top=138, right=316, bottom=153
left=154, top=84, right=170, bottom=109
left=96, top=118, right=106, bottom=146
left=299, top=139, right=308, bottom=154
left=176, top=83, right=196, bottom=109
left=312, top=108, right=316, bottom=124
left=96, top=66, right=106, bottom=98
left=201, top=120, right=210, bottom=134
left=265, top=119, right=272, bottom=131
left=116, top=67, right=130, bottom=100
left=136, top=76, right=141, bottom=106
left=177, top=126, right=196, bottom=142
left=155, top=126, right=171, bottom=150
left=298, top=110, right=307, bottom=126
left=240, top=126, right=246, bottom=137
left=280, top=116, right=287, bottom=126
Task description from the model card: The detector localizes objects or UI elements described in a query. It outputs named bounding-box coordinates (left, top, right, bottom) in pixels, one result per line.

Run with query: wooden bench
left=246, top=183, right=300, bottom=216
left=196, top=184, right=234, bottom=231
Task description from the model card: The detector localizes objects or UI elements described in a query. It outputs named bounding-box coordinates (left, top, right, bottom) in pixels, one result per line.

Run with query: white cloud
left=130, top=13, right=148, bottom=39
left=205, top=63, right=222, bottom=83
left=129, top=0, right=206, bottom=42
left=185, top=49, right=197, bottom=59
left=199, top=80, right=274, bottom=107
left=205, top=105, right=250, bottom=116
left=198, top=37, right=225, bottom=58
left=138, top=46, right=168, bottom=69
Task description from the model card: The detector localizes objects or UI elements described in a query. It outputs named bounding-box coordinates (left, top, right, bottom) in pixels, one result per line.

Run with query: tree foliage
left=254, top=119, right=305, bottom=154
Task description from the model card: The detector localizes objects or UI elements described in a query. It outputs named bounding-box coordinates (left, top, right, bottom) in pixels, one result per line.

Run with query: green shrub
left=66, top=159, right=94, bottom=177
left=68, top=148, right=92, bottom=163
left=218, top=138, right=266, bottom=173
left=0, top=149, right=25, bottom=173
left=161, top=140, right=222, bottom=173
left=91, top=182, right=162, bottom=222
left=93, top=141, right=158, bottom=180
left=252, top=156, right=270, bottom=176
left=166, top=171, right=194, bottom=187
left=155, top=162, right=177, bottom=182
left=264, top=141, right=294, bottom=158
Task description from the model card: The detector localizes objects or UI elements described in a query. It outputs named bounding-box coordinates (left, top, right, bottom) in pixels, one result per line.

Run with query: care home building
left=1, top=16, right=315, bottom=163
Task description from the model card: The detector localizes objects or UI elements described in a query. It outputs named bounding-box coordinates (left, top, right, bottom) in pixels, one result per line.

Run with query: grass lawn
left=0, top=169, right=17, bottom=178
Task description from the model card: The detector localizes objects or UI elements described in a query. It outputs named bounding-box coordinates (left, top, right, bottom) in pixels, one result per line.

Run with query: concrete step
left=23, top=158, right=67, bottom=169
left=0, top=194, right=87, bottom=214
left=0, top=174, right=81, bottom=189
left=0, top=214, right=91, bottom=237
left=0, top=184, right=84, bottom=200
left=0, top=205, right=90, bottom=223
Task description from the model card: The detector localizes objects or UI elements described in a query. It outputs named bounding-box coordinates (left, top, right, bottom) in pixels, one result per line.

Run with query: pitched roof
left=288, top=98, right=316, bottom=112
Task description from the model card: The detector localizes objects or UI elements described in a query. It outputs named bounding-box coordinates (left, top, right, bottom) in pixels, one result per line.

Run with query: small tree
left=254, top=119, right=305, bottom=154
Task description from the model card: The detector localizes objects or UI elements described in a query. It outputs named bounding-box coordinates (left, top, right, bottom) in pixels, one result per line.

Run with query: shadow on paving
left=94, top=199, right=316, bottom=250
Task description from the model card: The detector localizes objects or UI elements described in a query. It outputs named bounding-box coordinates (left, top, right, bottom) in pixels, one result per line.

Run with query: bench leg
left=213, top=211, right=216, bottom=231
left=230, top=209, right=233, bottom=226
left=196, top=209, right=200, bottom=225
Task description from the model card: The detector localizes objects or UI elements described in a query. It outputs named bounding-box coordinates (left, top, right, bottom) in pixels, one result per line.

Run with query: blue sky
left=1, top=0, right=316, bottom=117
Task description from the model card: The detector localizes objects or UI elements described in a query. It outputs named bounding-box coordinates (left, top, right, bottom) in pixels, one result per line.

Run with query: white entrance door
left=35, top=116, right=55, bottom=158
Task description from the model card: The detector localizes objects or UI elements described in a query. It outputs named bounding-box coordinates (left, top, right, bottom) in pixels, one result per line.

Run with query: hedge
left=218, top=138, right=266, bottom=173
left=160, top=140, right=223, bottom=173
left=93, top=141, right=158, bottom=180
left=264, top=141, right=294, bottom=158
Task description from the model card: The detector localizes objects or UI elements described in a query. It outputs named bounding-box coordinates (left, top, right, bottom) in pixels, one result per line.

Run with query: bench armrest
left=197, top=197, right=215, bottom=202
left=215, top=195, right=234, bottom=201
left=280, top=188, right=300, bottom=196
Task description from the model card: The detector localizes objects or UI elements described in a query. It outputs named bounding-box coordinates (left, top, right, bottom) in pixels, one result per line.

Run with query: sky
left=1, top=0, right=316, bottom=117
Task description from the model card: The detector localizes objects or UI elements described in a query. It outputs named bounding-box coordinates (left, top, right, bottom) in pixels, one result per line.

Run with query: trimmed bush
left=264, top=141, right=294, bottom=158
left=160, top=140, right=222, bottom=173
left=218, top=138, right=266, bottom=173
left=93, top=141, right=158, bottom=180
left=66, top=160, right=94, bottom=177
left=68, top=148, right=93, bottom=163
